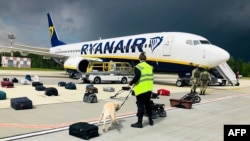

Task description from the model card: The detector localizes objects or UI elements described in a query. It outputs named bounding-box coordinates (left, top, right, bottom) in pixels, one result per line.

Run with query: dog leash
left=120, top=86, right=133, bottom=109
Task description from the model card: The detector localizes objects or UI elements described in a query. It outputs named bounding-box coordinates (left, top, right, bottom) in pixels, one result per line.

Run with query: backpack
left=65, top=82, right=77, bottom=90
left=200, top=71, right=209, bottom=81
left=83, top=93, right=98, bottom=103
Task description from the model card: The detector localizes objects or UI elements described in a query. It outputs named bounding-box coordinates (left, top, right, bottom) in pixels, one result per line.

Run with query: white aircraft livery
left=0, top=13, right=230, bottom=75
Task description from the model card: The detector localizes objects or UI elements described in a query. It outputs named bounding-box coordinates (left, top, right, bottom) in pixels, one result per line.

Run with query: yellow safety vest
left=133, top=62, right=154, bottom=96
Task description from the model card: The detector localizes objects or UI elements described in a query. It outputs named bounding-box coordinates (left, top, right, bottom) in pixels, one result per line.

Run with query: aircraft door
left=163, top=36, right=174, bottom=56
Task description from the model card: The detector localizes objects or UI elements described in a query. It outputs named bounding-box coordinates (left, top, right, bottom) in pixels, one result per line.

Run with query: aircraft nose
left=213, top=45, right=230, bottom=64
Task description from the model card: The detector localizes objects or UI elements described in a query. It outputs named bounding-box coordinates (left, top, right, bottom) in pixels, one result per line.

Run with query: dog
left=98, top=102, right=121, bottom=132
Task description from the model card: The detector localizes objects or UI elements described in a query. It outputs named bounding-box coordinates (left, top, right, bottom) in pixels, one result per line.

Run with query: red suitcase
left=157, top=89, right=170, bottom=96
left=1, top=81, right=14, bottom=88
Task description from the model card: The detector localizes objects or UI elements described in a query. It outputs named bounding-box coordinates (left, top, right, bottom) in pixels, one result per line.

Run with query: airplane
left=0, top=13, right=230, bottom=77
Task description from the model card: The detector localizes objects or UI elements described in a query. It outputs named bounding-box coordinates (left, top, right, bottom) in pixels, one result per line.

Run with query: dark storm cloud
left=0, top=0, right=249, bottom=61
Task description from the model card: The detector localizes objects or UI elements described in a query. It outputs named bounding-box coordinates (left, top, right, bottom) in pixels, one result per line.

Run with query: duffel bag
left=157, top=89, right=170, bottom=96
left=103, top=87, right=115, bottom=92
left=45, top=87, right=58, bottom=96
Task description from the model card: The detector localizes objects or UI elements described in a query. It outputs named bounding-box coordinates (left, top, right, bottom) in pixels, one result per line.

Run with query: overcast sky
left=0, top=0, right=250, bottom=61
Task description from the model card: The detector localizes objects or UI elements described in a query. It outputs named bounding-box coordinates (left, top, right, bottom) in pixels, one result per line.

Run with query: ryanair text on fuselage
left=80, top=36, right=163, bottom=54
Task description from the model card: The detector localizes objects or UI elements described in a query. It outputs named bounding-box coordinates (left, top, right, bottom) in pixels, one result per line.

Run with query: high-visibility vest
left=133, top=62, right=153, bottom=96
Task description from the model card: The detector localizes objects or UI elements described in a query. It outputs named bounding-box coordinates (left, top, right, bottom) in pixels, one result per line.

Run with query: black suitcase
left=11, top=97, right=33, bottom=110
left=58, top=81, right=66, bottom=87
left=32, top=82, right=43, bottom=87
left=35, top=85, right=46, bottom=91
left=3, top=78, right=9, bottom=81
left=69, top=122, right=99, bottom=140
left=45, top=87, right=58, bottom=96
left=12, top=77, right=19, bottom=83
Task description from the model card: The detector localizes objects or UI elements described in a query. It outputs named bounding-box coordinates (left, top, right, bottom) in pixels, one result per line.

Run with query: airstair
left=213, top=62, right=237, bottom=86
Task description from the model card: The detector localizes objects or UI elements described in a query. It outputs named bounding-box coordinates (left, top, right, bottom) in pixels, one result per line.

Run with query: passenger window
left=186, top=40, right=193, bottom=45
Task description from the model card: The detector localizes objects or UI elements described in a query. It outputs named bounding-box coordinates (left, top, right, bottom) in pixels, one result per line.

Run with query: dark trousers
left=135, top=91, right=152, bottom=118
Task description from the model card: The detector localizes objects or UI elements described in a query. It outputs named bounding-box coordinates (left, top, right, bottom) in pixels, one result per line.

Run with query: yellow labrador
left=98, top=102, right=120, bottom=132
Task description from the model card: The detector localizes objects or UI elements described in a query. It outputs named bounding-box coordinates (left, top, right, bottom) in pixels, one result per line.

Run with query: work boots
left=200, top=91, right=206, bottom=95
left=191, top=89, right=197, bottom=94
left=149, top=117, right=154, bottom=126
left=199, top=91, right=203, bottom=95
left=131, top=117, right=143, bottom=128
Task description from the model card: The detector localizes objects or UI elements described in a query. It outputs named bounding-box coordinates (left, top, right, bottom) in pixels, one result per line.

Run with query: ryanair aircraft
left=0, top=13, right=230, bottom=75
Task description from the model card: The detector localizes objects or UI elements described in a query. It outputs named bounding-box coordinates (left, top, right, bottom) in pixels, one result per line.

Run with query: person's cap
left=139, top=52, right=146, bottom=61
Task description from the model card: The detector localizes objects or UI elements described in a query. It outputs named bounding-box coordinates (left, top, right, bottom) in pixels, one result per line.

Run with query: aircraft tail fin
left=47, top=13, right=66, bottom=47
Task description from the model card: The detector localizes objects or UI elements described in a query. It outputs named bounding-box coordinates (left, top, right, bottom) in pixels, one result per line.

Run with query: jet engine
left=63, top=56, right=90, bottom=73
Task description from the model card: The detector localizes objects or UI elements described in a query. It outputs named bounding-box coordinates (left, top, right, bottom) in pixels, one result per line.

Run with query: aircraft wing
left=0, top=44, right=67, bottom=59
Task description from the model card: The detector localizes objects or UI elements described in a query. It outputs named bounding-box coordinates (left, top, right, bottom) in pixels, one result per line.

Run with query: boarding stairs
left=214, top=62, right=237, bottom=86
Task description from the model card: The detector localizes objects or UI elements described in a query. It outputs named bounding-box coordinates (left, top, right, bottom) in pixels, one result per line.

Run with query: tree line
left=1, top=52, right=249, bottom=77
left=227, top=57, right=250, bottom=77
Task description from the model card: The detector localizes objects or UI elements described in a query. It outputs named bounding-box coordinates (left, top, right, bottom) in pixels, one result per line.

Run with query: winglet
left=47, top=13, right=66, bottom=47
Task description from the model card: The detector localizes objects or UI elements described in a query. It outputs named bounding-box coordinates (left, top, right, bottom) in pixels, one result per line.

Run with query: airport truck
left=81, top=61, right=134, bottom=84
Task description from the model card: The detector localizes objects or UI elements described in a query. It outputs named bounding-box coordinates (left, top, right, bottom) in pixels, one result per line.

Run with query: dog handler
left=129, top=52, right=154, bottom=128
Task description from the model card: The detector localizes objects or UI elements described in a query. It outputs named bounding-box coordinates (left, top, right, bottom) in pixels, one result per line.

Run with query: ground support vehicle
left=176, top=70, right=227, bottom=87
left=81, top=61, right=134, bottom=84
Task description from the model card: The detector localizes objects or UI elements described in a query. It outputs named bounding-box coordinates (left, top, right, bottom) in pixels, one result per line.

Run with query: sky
left=0, top=0, right=250, bottom=61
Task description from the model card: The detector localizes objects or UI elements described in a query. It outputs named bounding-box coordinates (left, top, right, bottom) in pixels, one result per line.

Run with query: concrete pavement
left=0, top=70, right=249, bottom=141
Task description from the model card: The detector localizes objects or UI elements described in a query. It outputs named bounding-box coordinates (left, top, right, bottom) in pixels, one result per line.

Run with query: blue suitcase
left=11, top=97, right=33, bottom=110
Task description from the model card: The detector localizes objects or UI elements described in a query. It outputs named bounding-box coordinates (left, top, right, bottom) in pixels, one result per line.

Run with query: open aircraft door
left=163, top=36, right=174, bottom=56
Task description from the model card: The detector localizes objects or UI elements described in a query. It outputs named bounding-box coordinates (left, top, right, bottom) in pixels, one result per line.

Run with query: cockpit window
left=193, top=40, right=200, bottom=45
left=186, top=40, right=193, bottom=45
left=200, top=40, right=211, bottom=44
left=186, top=40, right=211, bottom=46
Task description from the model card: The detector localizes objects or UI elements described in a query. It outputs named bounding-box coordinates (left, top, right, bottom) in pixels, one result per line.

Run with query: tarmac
left=0, top=70, right=249, bottom=141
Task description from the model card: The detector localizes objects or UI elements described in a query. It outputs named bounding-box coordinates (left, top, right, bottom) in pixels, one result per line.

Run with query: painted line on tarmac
left=1, top=93, right=249, bottom=140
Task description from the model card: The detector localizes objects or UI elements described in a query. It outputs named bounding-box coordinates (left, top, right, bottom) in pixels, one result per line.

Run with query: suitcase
left=1, top=81, right=14, bottom=88
left=170, top=98, right=192, bottom=109
left=83, top=93, right=98, bottom=103
left=103, top=86, right=115, bottom=92
left=35, top=85, right=46, bottom=91
left=12, top=77, right=19, bottom=83
left=32, top=82, right=43, bottom=87
left=69, top=122, right=99, bottom=140
left=157, top=89, right=170, bottom=96
left=45, top=87, right=58, bottom=96
left=58, top=81, right=66, bottom=87
left=10, top=97, right=33, bottom=110
left=0, top=91, right=6, bottom=100
left=3, top=78, right=9, bottom=81
left=86, top=84, right=98, bottom=93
